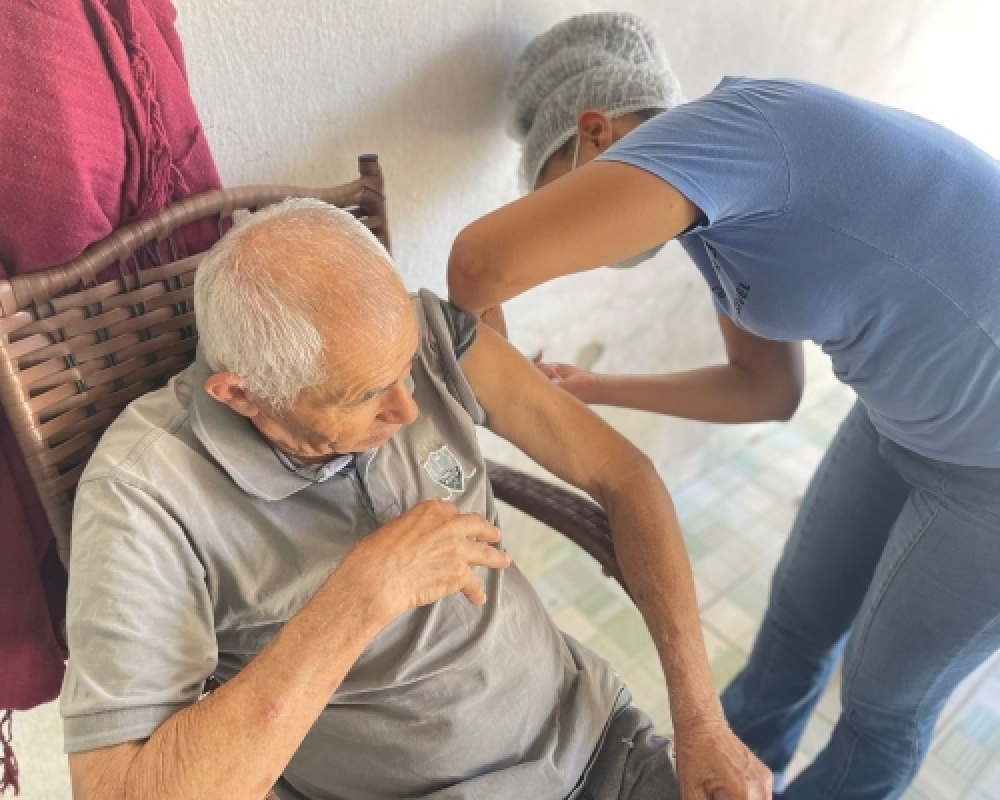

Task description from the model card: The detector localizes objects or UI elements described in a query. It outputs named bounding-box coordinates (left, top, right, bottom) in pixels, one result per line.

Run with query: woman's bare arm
left=447, top=160, right=700, bottom=314
left=548, top=316, right=805, bottom=422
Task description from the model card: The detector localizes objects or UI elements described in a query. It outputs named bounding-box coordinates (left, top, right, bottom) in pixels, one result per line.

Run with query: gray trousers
left=577, top=705, right=680, bottom=800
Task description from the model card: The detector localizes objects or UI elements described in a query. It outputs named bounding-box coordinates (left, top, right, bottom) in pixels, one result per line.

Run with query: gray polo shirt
left=61, top=290, right=624, bottom=799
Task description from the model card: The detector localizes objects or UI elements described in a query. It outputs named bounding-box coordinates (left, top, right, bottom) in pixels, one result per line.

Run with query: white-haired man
left=62, top=200, right=770, bottom=799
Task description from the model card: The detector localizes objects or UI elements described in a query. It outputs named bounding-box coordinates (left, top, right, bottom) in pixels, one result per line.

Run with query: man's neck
left=250, top=419, right=347, bottom=467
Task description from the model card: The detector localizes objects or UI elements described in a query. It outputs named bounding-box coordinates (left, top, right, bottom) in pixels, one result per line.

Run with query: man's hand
left=675, top=719, right=772, bottom=799
left=71, top=503, right=510, bottom=800
left=334, top=501, right=511, bottom=622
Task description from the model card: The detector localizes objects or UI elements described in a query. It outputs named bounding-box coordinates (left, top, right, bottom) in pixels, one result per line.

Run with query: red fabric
left=0, top=0, right=221, bottom=734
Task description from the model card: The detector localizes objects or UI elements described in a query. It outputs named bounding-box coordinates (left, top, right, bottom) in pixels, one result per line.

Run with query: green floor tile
left=729, top=577, right=770, bottom=618
left=574, top=583, right=632, bottom=626
left=710, top=648, right=747, bottom=689
left=600, top=607, right=656, bottom=661
left=539, top=555, right=609, bottom=604
left=621, top=660, right=670, bottom=712
left=583, top=632, right=632, bottom=671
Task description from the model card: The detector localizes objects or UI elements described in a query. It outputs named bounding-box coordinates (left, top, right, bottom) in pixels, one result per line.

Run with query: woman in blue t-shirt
left=448, top=12, right=1000, bottom=800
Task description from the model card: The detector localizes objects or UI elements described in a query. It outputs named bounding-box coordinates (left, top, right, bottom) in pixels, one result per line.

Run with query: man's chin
left=352, top=426, right=402, bottom=453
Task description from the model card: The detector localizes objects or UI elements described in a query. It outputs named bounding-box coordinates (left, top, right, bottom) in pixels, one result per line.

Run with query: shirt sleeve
left=597, top=81, right=790, bottom=226
left=417, top=289, right=486, bottom=425
left=437, top=298, right=479, bottom=360
left=61, top=476, right=217, bottom=754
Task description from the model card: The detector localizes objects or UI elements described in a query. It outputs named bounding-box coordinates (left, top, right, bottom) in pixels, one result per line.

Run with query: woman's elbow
left=447, top=225, right=490, bottom=312
left=771, top=377, right=804, bottom=421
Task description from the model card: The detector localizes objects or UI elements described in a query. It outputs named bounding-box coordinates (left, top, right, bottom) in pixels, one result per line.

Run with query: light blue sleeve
left=597, top=82, right=790, bottom=226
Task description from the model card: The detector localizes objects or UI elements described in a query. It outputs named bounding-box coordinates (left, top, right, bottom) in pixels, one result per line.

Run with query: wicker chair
left=0, top=153, right=626, bottom=585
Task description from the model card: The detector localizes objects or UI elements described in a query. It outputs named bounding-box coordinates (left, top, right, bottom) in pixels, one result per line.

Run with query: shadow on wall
left=300, top=13, right=546, bottom=286
left=311, top=24, right=528, bottom=178
left=194, top=13, right=543, bottom=208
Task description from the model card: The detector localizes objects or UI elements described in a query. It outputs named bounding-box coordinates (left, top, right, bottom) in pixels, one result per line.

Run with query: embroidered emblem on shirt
left=422, top=445, right=477, bottom=500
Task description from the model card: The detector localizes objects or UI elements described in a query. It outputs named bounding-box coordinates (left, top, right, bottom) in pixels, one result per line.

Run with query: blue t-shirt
left=599, top=78, right=1000, bottom=468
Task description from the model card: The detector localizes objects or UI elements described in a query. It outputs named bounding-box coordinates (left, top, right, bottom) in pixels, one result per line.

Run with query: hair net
left=504, top=12, right=684, bottom=190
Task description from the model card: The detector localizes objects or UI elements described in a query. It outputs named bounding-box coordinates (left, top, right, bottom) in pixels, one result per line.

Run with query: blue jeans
left=722, top=401, right=1000, bottom=799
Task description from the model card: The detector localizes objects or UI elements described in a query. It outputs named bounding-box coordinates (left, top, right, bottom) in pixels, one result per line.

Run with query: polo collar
left=272, top=447, right=354, bottom=483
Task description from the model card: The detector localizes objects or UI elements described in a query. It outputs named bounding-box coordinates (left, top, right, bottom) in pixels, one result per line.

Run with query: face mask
left=569, top=134, right=665, bottom=270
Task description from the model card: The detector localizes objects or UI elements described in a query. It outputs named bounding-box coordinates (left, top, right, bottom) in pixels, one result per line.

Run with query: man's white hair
left=194, top=197, right=398, bottom=411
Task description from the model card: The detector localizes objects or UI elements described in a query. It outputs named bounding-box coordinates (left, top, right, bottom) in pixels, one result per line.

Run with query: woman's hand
left=532, top=353, right=602, bottom=403
left=674, top=718, right=773, bottom=799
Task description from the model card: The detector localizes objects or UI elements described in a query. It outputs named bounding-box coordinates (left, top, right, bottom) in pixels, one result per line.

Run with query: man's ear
left=203, top=372, right=261, bottom=419
left=576, top=110, right=615, bottom=154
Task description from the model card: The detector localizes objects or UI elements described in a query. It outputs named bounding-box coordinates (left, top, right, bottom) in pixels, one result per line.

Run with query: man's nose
left=381, top=381, right=420, bottom=425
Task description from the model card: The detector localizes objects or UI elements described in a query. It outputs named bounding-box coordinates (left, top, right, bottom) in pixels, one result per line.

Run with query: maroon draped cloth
left=0, top=1, right=221, bottom=791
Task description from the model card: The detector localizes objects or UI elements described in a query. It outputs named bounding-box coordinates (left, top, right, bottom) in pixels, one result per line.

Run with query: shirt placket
left=355, top=449, right=401, bottom=526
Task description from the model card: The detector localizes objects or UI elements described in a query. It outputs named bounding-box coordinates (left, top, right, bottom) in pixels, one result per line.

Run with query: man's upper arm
left=460, top=324, right=645, bottom=498
left=63, top=476, right=217, bottom=756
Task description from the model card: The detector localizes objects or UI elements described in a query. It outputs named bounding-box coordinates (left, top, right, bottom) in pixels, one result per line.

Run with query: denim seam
left=842, top=499, right=942, bottom=703
left=824, top=713, right=860, bottom=800
left=907, top=596, right=1000, bottom=785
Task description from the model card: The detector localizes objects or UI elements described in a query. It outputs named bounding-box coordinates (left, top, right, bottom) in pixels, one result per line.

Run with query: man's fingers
left=463, top=541, right=512, bottom=570
left=459, top=569, right=488, bottom=606
left=412, top=499, right=460, bottom=521
left=445, top=513, right=501, bottom=543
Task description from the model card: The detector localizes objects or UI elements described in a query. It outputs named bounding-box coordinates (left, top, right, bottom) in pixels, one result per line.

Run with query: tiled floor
left=496, top=361, right=1000, bottom=799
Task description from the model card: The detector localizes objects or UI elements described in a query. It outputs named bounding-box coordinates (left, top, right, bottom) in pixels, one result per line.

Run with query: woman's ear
left=576, top=110, right=615, bottom=153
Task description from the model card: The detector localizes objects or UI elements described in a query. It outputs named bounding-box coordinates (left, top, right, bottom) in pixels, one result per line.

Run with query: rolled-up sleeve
left=61, top=476, right=217, bottom=754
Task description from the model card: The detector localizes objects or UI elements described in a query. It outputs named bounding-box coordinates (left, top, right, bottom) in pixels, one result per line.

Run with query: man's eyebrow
left=347, top=347, right=419, bottom=406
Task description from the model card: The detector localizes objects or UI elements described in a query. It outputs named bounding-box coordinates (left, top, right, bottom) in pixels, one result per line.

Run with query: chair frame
left=0, top=155, right=624, bottom=590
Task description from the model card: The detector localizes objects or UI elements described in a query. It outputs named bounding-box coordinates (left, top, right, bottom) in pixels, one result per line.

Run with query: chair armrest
left=485, top=460, right=629, bottom=597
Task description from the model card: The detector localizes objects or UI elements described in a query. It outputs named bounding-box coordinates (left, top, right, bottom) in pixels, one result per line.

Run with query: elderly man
left=62, top=199, right=769, bottom=800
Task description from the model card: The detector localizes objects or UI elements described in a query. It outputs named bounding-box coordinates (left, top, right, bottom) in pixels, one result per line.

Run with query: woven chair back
left=0, top=156, right=389, bottom=563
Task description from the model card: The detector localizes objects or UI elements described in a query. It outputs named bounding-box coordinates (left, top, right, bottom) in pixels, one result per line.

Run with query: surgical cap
left=504, top=12, right=684, bottom=191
